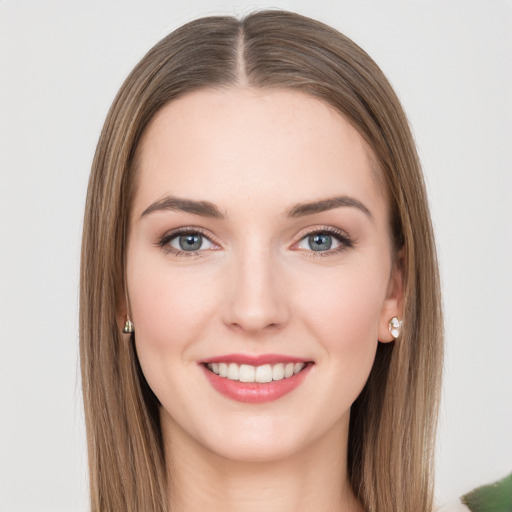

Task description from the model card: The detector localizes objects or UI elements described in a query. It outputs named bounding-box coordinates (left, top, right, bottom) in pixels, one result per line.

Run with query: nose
left=221, top=244, right=290, bottom=335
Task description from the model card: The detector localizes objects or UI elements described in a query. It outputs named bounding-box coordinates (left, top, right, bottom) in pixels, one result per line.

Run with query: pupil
left=310, top=233, right=331, bottom=251
left=179, top=234, right=202, bottom=251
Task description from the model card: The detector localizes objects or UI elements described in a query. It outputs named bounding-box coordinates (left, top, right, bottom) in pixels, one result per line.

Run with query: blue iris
left=309, top=233, right=332, bottom=251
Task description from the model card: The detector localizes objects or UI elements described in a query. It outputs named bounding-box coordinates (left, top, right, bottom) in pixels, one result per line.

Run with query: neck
left=162, top=413, right=363, bottom=512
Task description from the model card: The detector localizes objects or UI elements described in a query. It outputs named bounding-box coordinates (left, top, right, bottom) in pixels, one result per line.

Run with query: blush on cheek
left=306, top=280, right=383, bottom=346
left=128, top=262, right=217, bottom=361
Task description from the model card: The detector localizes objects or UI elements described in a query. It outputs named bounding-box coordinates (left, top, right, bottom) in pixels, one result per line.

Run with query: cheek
left=126, top=253, right=218, bottom=372
left=296, top=260, right=388, bottom=370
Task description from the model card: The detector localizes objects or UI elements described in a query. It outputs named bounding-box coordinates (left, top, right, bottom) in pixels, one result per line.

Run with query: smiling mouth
left=201, top=358, right=314, bottom=403
left=204, top=362, right=309, bottom=383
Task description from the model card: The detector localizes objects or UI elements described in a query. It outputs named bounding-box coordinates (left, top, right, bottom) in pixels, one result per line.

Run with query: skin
left=124, top=87, right=403, bottom=512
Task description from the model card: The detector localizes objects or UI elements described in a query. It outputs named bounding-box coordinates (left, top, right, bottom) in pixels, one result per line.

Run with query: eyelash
left=298, top=227, right=354, bottom=258
left=156, top=226, right=354, bottom=258
left=156, top=227, right=219, bottom=258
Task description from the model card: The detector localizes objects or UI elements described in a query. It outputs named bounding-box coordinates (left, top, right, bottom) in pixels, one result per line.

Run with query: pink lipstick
left=199, top=354, right=313, bottom=403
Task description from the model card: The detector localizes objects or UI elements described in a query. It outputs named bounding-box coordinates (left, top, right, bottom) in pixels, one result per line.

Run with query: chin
left=204, top=433, right=303, bottom=464
left=193, top=410, right=343, bottom=465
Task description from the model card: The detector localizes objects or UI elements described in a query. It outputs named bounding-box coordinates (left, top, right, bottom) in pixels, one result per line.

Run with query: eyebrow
left=140, top=194, right=372, bottom=220
left=285, top=196, right=373, bottom=219
left=141, top=196, right=226, bottom=219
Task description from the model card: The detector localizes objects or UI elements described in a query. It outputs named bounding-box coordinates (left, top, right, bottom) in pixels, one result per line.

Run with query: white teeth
left=255, top=364, right=273, bottom=383
left=272, top=363, right=284, bottom=380
left=227, top=363, right=239, bottom=380
left=294, top=362, right=305, bottom=374
left=206, top=361, right=307, bottom=383
left=218, top=362, right=228, bottom=377
left=239, top=364, right=255, bottom=382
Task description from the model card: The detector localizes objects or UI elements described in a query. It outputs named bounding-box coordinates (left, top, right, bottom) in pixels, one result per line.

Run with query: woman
left=80, top=10, right=443, bottom=512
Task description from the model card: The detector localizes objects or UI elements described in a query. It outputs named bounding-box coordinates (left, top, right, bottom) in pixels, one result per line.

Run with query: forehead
left=132, top=87, right=386, bottom=220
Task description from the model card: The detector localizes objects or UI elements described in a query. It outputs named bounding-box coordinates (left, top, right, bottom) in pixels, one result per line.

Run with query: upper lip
left=200, top=353, right=312, bottom=365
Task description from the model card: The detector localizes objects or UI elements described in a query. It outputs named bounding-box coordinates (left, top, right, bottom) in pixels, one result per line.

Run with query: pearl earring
left=123, top=317, right=134, bottom=334
left=388, top=316, right=402, bottom=339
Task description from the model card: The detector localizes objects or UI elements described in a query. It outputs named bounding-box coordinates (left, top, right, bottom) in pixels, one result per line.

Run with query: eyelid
left=293, top=225, right=351, bottom=242
left=291, top=225, right=354, bottom=256
left=156, top=224, right=353, bottom=257
left=156, top=226, right=221, bottom=256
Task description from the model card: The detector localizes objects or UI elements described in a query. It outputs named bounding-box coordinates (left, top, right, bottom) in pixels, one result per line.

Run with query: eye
left=295, top=228, right=353, bottom=255
left=170, top=232, right=214, bottom=252
left=158, top=228, right=217, bottom=256
left=298, top=232, right=338, bottom=252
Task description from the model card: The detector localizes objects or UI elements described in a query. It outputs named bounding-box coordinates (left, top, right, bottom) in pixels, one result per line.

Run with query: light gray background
left=1, top=1, right=511, bottom=510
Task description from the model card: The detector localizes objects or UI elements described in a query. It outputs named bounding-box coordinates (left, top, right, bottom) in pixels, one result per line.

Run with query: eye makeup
left=155, top=224, right=354, bottom=258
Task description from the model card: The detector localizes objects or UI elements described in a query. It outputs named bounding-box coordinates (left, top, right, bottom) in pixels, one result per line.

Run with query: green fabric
left=462, top=473, right=512, bottom=512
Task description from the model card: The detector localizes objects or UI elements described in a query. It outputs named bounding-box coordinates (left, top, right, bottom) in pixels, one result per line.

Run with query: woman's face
left=126, top=88, right=402, bottom=462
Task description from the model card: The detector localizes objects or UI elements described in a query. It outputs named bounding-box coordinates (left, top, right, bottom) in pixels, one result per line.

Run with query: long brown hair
left=80, top=10, right=443, bottom=512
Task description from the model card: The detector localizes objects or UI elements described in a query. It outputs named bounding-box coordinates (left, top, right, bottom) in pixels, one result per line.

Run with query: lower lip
left=201, top=364, right=313, bottom=403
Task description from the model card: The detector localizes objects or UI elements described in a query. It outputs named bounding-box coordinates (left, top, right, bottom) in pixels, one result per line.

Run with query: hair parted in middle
left=80, top=10, right=443, bottom=512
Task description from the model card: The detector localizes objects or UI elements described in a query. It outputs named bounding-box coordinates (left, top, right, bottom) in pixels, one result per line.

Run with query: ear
left=378, top=248, right=405, bottom=343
